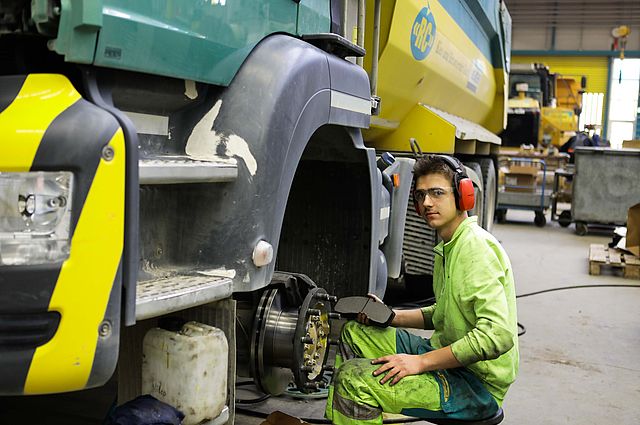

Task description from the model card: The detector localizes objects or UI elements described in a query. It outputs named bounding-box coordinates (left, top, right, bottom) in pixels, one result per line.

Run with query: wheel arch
left=181, top=34, right=377, bottom=294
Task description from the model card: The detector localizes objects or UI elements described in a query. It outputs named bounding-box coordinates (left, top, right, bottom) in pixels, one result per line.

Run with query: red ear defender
left=458, top=177, right=475, bottom=211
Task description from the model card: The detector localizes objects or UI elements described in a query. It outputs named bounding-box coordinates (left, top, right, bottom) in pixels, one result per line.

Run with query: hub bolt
left=315, top=293, right=338, bottom=303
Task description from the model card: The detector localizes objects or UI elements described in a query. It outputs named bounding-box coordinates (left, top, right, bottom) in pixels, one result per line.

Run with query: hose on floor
left=235, top=381, right=271, bottom=405
left=516, top=283, right=640, bottom=298
left=515, top=283, right=640, bottom=337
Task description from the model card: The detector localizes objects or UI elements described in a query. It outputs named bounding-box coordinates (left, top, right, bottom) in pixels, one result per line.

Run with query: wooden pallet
left=589, top=244, right=640, bottom=279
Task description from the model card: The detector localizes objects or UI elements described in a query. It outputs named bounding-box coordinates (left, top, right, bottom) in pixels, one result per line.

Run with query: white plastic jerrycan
left=142, top=321, right=228, bottom=425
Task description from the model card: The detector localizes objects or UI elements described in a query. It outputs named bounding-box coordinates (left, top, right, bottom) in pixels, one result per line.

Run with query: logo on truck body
left=411, top=4, right=437, bottom=61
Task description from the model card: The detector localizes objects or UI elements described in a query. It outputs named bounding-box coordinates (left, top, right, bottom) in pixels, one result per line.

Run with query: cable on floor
left=517, top=322, right=526, bottom=336
left=516, top=283, right=640, bottom=298
left=515, top=283, right=640, bottom=337
left=235, top=381, right=271, bottom=405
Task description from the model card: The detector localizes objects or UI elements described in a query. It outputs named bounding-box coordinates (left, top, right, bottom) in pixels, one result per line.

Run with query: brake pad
left=334, top=296, right=395, bottom=327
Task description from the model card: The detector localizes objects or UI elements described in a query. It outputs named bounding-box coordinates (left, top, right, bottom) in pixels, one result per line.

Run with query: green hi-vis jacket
left=421, top=216, right=519, bottom=406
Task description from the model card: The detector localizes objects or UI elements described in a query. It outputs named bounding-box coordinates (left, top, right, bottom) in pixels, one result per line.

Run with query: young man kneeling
left=326, top=155, right=519, bottom=424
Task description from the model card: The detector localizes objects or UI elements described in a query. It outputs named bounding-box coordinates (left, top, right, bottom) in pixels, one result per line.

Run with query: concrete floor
left=492, top=210, right=640, bottom=424
left=235, top=209, right=640, bottom=424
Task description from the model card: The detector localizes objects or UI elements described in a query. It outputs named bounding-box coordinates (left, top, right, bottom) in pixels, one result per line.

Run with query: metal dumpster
left=572, top=147, right=640, bottom=235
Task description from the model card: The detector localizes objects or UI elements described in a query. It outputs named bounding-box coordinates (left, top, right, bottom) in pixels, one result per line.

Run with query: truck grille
left=403, top=192, right=437, bottom=275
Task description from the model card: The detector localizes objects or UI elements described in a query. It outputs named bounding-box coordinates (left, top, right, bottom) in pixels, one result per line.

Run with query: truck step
left=139, top=156, right=237, bottom=185
left=136, top=274, right=233, bottom=320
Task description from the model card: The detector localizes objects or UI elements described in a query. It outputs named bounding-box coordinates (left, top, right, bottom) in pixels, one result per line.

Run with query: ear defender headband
left=438, top=155, right=475, bottom=211
left=412, top=155, right=475, bottom=213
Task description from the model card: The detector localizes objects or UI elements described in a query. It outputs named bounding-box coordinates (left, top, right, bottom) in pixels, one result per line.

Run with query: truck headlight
left=0, top=171, right=73, bottom=266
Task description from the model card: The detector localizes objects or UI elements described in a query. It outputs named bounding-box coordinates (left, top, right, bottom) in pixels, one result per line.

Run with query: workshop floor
left=489, top=210, right=640, bottom=425
left=235, top=209, right=640, bottom=425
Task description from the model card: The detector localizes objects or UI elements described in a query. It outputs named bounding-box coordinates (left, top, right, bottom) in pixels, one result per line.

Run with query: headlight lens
left=0, top=171, right=73, bottom=266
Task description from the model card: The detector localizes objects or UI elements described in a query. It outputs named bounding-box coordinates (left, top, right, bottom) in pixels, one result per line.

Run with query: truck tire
left=464, top=162, right=484, bottom=229
left=480, top=158, right=497, bottom=233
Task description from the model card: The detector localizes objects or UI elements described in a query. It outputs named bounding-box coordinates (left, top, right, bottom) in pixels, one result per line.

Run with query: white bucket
left=142, top=321, right=228, bottom=425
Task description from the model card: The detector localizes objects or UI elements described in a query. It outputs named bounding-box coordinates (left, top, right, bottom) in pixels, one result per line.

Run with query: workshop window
left=607, top=58, right=640, bottom=148
left=579, top=92, right=604, bottom=135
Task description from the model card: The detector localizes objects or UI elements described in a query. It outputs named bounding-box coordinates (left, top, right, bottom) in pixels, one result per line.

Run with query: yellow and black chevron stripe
left=0, top=74, right=126, bottom=395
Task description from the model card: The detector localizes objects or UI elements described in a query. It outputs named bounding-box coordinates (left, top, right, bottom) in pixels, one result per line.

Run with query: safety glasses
left=413, top=187, right=454, bottom=203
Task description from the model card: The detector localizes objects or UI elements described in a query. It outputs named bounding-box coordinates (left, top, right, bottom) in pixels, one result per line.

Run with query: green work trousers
left=325, top=321, right=498, bottom=425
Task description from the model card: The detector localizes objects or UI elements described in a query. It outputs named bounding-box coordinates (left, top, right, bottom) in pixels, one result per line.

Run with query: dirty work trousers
left=325, top=321, right=498, bottom=425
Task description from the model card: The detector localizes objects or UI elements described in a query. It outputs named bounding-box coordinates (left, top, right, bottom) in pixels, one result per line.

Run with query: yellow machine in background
left=501, top=63, right=585, bottom=149
left=541, top=75, right=584, bottom=147
left=497, top=64, right=582, bottom=228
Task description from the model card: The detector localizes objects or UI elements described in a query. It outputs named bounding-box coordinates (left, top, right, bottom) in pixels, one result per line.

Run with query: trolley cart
left=496, top=158, right=550, bottom=227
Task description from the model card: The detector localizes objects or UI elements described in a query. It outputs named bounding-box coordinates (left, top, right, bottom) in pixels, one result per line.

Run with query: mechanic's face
left=415, top=173, right=463, bottom=239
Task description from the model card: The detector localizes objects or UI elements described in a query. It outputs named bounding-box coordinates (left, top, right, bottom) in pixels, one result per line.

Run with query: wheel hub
left=248, top=273, right=338, bottom=395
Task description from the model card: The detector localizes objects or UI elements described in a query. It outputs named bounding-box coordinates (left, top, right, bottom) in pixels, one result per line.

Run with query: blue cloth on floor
left=104, top=395, right=184, bottom=425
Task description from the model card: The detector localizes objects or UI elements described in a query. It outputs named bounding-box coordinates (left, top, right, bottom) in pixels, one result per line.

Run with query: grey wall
left=513, top=26, right=640, bottom=52
left=507, top=0, right=640, bottom=52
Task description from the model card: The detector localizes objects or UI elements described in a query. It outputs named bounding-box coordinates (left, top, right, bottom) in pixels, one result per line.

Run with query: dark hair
left=412, top=154, right=455, bottom=185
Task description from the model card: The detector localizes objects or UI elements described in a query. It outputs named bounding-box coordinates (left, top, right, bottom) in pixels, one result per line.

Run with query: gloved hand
left=357, top=293, right=383, bottom=325
left=334, top=295, right=395, bottom=327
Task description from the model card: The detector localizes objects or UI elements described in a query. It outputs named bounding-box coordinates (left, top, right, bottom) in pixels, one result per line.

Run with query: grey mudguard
left=178, top=34, right=379, bottom=296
